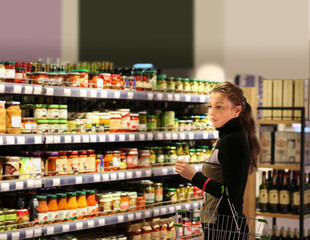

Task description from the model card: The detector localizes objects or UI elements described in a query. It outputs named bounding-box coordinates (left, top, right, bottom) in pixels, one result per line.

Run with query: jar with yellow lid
left=196, top=149, right=204, bottom=163
left=176, top=143, right=184, bottom=161
left=6, top=101, right=21, bottom=134
left=166, top=146, right=177, bottom=165
left=143, top=180, right=155, bottom=206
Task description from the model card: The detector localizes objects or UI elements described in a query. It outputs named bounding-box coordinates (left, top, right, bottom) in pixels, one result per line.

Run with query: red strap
left=202, top=178, right=211, bottom=192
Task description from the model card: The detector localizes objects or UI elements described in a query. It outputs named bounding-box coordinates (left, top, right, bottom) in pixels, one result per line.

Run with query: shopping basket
left=173, top=186, right=271, bottom=240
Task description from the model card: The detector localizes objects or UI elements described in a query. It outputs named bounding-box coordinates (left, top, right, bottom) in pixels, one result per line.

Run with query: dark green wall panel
left=79, top=0, right=193, bottom=68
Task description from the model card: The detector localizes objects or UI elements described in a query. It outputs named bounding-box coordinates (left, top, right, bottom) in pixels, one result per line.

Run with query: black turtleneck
left=191, top=117, right=250, bottom=214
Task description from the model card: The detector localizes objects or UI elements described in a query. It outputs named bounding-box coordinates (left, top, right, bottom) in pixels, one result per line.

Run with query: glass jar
left=37, top=196, right=48, bottom=224
left=19, top=157, right=31, bottom=180
left=176, top=142, right=184, bottom=161
left=4, top=61, right=15, bottom=82
left=111, top=193, right=121, bottom=213
left=174, top=118, right=179, bottom=131
left=3, top=156, right=20, bottom=180
left=163, top=111, right=175, bottom=131
left=112, top=150, right=121, bottom=171
left=57, top=193, right=68, bottom=222
left=199, top=115, right=207, bottom=130
left=165, top=188, right=177, bottom=203
left=78, top=150, right=87, bottom=174
left=155, top=147, right=164, bottom=167
left=138, top=149, right=150, bottom=168
left=190, top=79, right=199, bottom=94
left=32, top=72, right=47, bottom=85
left=154, top=183, right=163, bottom=202
left=99, top=194, right=112, bottom=216
left=197, top=80, right=205, bottom=94
left=104, top=151, right=113, bottom=172
left=120, top=152, right=127, bottom=170
left=47, top=195, right=58, bottom=223
left=67, top=192, right=78, bottom=220
left=0, top=62, right=5, bottom=80
left=185, top=120, right=193, bottom=131
left=73, top=69, right=88, bottom=88
left=136, top=193, right=146, bottom=210
left=126, top=148, right=138, bottom=169
left=58, top=151, right=68, bottom=176
left=111, top=74, right=122, bottom=89
left=128, top=192, right=137, bottom=212
left=166, top=146, right=177, bottom=165
left=34, top=104, right=47, bottom=120
left=175, top=77, right=183, bottom=93
left=48, top=120, right=59, bottom=134
left=144, top=69, right=156, bottom=91
left=183, top=78, right=191, bottom=93
left=4, top=209, right=17, bottom=221
left=149, top=147, right=156, bottom=166
left=86, top=190, right=98, bottom=217
left=77, top=191, right=88, bottom=219
left=196, top=149, right=204, bottom=163
left=130, top=113, right=139, bottom=132
left=6, top=101, right=21, bottom=134
left=138, top=111, right=147, bottom=132
left=120, top=193, right=130, bottom=212
left=67, top=151, right=79, bottom=175
left=143, top=181, right=155, bottom=205
left=37, top=119, right=49, bottom=134
left=179, top=120, right=186, bottom=131
left=21, top=117, right=37, bottom=134
left=189, top=149, right=197, bottom=162
left=66, top=72, right=80, bottom=87
left=167, top=77, right=175, bottom=92
left=147, top=115, right=156, bottom=132
left=16, top=209, right=30, bottom=228
left=87, top=150, right=96, bottom=173
left=0, top=101, right=6, bottom=134
left=58, top=120, right=67, bottom=133
left=177, top=184, right=186, bottom=202
left=15, top=67, right=26, bottom=83
left=99, top=73, right=111, bottom=89
left=133, top=71, right=143, bottom=91
left=117, top=108, right=130, bottom=132
left=59, top=105, right=67, bottom=120
left=156, top=74, right=167, bottom=92
left=47, top=72, right=59, bottom=86
left=47, top=105, right=59, bottom=120
left=46, top=151, right=59, bottom=176
left=110, top=111, right=122, bottom=132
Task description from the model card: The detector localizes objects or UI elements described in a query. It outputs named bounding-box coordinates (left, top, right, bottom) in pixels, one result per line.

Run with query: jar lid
left=182, top=78, right=189, bottom=81
left=48, top=105, right=59, bottom=108
left=175, top=118, right=179, bottom=121
left=16, top=67, right=26, bottom=70
left=189, top=149, right=196, bottom=152
left=4, top=61, right=15, bottom=64
left=200, top=115, right=206, bottom=119
left=34, top=104, right=47, bottom=108
left=170, top=146, right=176, bottom=150
left=86, top=150, right=95, bottom=154
left=58, top=151, right=68, bottom=155
left=67, top=192, right=76, bottom=196
left=138, top=111, right=147, bottom=114
left=154, top=183, right=163, bottom=186
left=59, top=105, right=67, bottom=109
left=130, top=113, right=139, bottom=117
left=120, top=193, right=128, bottom=197
left=72, top=69, right=88, bottom=72
left=128, top=192, right=137, bottom=198
left=4, top=209, right=16, bottom=214
left=144, top=70, right=156, bottom=73
left=174, top=77, right=182, bottom=81
left=147, top=115, right=155, bottom=117
left=168, top=188, right=176, bottom=191
left=58, top=120, right=67, bottom=124
left=37, top=195, right=47, bottom=200
left=68, top=72, right=80, bottom=75
left=99, top=72, right=111, bottom=75
left=78, top=150, right=87, bottom=155
left=4, top=156, right=20, bottom=161
left=22, top=117, right=35, bottom=121
left=6, top=101, right=20, bottom=105
left=196, top=149, right=203, bottom=152
left=16, top=209, right=29, bottom=215
left=68, top=151, right=78, bottom=155
left=157, top=74, right=166, bottom=79
left=48, top=120, right=59, bottom=124
left=37, top=119, right=49, bottom=124
left=132, top=70, right=143, bottom=74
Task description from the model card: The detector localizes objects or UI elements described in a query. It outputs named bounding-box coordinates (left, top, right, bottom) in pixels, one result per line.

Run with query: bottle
left=280, top=226, right=288, bottom=240
left=293, top=228, right=299, bottom=240
left=279, top=171, right=290, bottom=213
left=287, top=227, right=294, bottom=240
left=291, top=171, right=300, bottom=214
left=267, top=170, right=273, bottom=189
left=304, top=173, right=310, bottom=213
left=271, top=226, right=278, bottom=240
left=303, top=229, right=308, bottom=240
left=259, top=171, right=269, bottom=212
left=269, top=170, right=279, bottom=213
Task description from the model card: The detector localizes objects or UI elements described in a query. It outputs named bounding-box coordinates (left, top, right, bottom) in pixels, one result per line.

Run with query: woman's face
left=208, top=92, right=241, bottom=128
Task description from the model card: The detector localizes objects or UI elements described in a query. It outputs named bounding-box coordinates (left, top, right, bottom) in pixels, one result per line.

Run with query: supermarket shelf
left=153, top=201, right=202, bottom=217
left=0, top=82, right=43, bottom=95
left=153, top=131, right=218, bottom=141
left=258, top=164, right=310, bottom=172
left=153, top=164, right=202, bottom=176
left=153, top=92, right=209, bottom=103
left=255, top=211, right=310, bottom=219
left=0, top=134, right=43, bottom=145
left=0, top=226, right=42, bottom=240
left=44, top=169, right=152, bottom=187
left=0, top=179, right=42, bottom=193
left=258, top=120, right=301, bottom=125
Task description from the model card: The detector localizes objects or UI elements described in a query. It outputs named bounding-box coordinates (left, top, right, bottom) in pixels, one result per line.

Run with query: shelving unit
left=255, top=211, right=310, bottom=220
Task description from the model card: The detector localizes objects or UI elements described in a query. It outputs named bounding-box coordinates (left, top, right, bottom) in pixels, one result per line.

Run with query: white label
left=0, top=136, right=3, bottom=145
left=109, top=134, right=115, bottom=142
left=213, top=131, right=219, bottom=138
left=161, top=208, right=167, bottom=214
left=128, top=213, right=134, bottom=221
left=185, top=95, right=191, bottom=102
left=73, top=135, right=81, bottom=143
left=103, top=174, right=109, bottom=181
left=139, top=134, right=145, bottom=141
left=62, top=224, right=70, bottom=232
left=13, top=85, right=22, bottom=93
left=80, top=89, right=87, bottom=97
left=167, top=94, right=173, bottom=101
left=90, top=135, right=97, bottom=142
left=169, top=207, right=175, bottom=212
left=76, top=222, right=83, bottom=230
left=129, top=134, right=135, bottom=141
left=25, top=85, right=33, bottom=94
left=76, top=176, right=83, bottom=184
left=146, top=170, right=152, bottom=177
left=135, top=212, right=141, bottom=219
left=126, top=171, right=133, bottom=178
left=180, top=133, right=186, bottom=139
left=46, top=87, right=54, bottom=95
left=119, top=134, right=125, bottom=141
left=35, top=179, right=42, bottom=187
left=157, top=133, right=163, bottom=140
left=90, top=89, right=97, bottom=98
left=154, top=209, right=159, bottom=216
left=17, top=136, right=25, bottom=144
left=93, top=174, right=100, bottom=182
left=176, top=205, right=181, bottom=210
left=101, top=90, right=107, bottom=98
left=45, top=136, right=53, bottom=144
left=175, top=94, right=180, bottom=101
left=34, top=135, right=42, bottom=144
left=118, top=172, right=125, bottom=180
left=99, top=134, right=106, bottom=142
left=0, top=84, right=4, bottom=93
left=147, top=133, right=153, bottom=140
left=172, top=133, right=178, bottom=139
left=11, top=116, right=21, bottom=128
left=202, top=132, right=209, bottom=139
left=53, top=178, right=60, bottom=186
left=64, top=135, right=71, bottom=143
left=27, top=179, right=35, bottom=188
left=15, top=181, right=24, bottom=190
left=165, top=133, right=171, bottom=139
left=26, top=230, right=33, bottom=238
left=147, top=93, right=153, bottom=100
left=194, top=202, right=199, bottom=208
left=157, top=93, right=163, bottom=100
left=34, top=86, right=42, bottom=94
left=53, top=135, right=61, bottom=143
left=185, top=204, right=191, bottom=210
left=162, top=168, right=168, bottom=175
left=6, top=136, right=14, bottom=145
left=114, top=91, right=120, bottom=98
left=11, top=232, right=20, bottom=240
left=188, top=133, right=194, bottom=139
left=1, top=183, right=9, bottom=191
left=127, top=92, right=134, bottom=99
left=64, top=88, right=71, bottom=96
left=34, top=229, right=41, bottom=237
left=87, top=220, right=94, bottom=228
left=110, top=173, right=117, bottom=180
left=98, top=218, right=105, bottom=226
left=145, top=210, right=151, bottom=218
left=118, top=215, right=124, bottom=223
left=82, top=135, right=89, bottom=142
left=200, top=95, right=206, bottom=102
left=46, top=227, right=54, bottom=235
left=136, top=171, right=142, bottom=178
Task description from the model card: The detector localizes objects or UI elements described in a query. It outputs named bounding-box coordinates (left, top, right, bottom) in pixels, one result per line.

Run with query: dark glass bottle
left=259, top=171, right=268, bottom=212
left=291, top=171, right=300, bottom=214
left=279, top=171, right=290, bottom=213
left=269, top=170, right=279, bottom=213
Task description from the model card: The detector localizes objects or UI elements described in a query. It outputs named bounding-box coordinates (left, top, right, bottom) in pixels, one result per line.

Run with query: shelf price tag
left=24, top=85, right=33, bottom=94
left=93, top=174, right=100, bottom=182
left=15, top=181, right=24, bottom=190
left=53, top=178, right=60, bottom=187
left=27, top=179, right=35, bottom=188
left=99, top=134, right=106, bottom=142
left=157, top=133, right=163, bottom=140
left=1, top=183, right=9, bottom=192
left=213, top=131, right=219, bottom=138
left=0, top=234, right=7, bottom=240
left=17, top=136, right=25, bottom=145
left=100, top=90, right=107, bottom=98
left=34, top=228, right=41, bottom=237
left=128, top=213, right=134, bottom=221
left=136, top=171, right=142, bottom=178
left=169, top=207, right=175, bottom=213
left=174, top=94, right=180, bottom=101
left=129, top=134, right=135, bottom=141
left=25, top=230, right=33, bottom=238
left=6, top=136, right=15, bottom=145
left=34, top=135, right=42, bottom=144
left=172, top=133, right=178, bottom=140
left=53, top=135, right=61, bottom=144
left=82, top=135, right=90, bottom=143
left=185, top=204, right=191, bottom=210
left=202, top=132, right=209, bottom=139
left=147, top=133, right=153, bottom=140
left=162, top=168, right=168, bottom=175
left=161, top=208, right=167, bottom=214
left=64, top=88, right=71, bottom=96
left=46, top=227, right=54, bottom=235
left=126, top=171, right=133, bottom=179
left=119, top=134, right=125, bottom=141
left=200, top=95, right=206, bottom=102
left=135, top=212, right=141, bottom=219
left=153, top=209, right=159, bottom=216
left=76, top=222, right=83, bottom=230
left=117, top=215, right=124, bottom=223
left=64, top=135, right=71, bottom=143
left=127, top=92, right=134, bottom=99
left=147, top=93, right=153, bottom=100
left=76, top=176, right=83, bottom=184
left=0, top=84, right=4, bottom=93
left=102, top=174, right=109, bottom=181
left=80, top=89, right=87, bottom=97
left=138, top=134, right=145, bottom=141
left=90, top=89, right=97, bottom=98
left=33, top=86, right=42, bottom=94
left=157, top=93, right=163, bottom=100
left=145, top=170, right=152, bottom=177
left=188, top=132, right=194, bottom=140
left=90, top=135, right=97, bottom=142
left=98, top=219, right=105, bottom=226
left=13, top=85, right=22, bottom=93
left=179, top=133, right=186, bottom=140
left=108, top=134, right=115, bottom=142
left=110, top=173, right=117, bottom=180
left=165, top=133, right=171, bottom=139
left=118, top=172, right=125, bottom=180
left=167, top=94, right=173, bottom=101
left=62, top=224, right=70, bottom=232
left=87, top=220, right=94, bottom=228
left=0, top=136, right=3, bottom=145
left=73, top=135, right=81, bottom=143
left=12, top=232, right=20, bottom=240
left=185, top=95, right=191, bottom=102
left=145, top=211, right=151, bottom=218
left=176, top=205, right=181, bottom=210
left=35, top=179, right=42, bottom=187
left=114, top=91, right=120, bottom=98
left=45, top=136, right=53, bottom=144
left=194, top=202, right=199, bottom=208
left=45, top=87, right=54, bottom=95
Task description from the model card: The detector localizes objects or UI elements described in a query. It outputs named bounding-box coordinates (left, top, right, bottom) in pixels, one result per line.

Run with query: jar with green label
left=174, top=118, right=179, bottom=131
left=138, top=111, right=147, bottom=132
left=166, top=146, right=177, bottom=165
left=59, top=105, right=68, bottom=120
left=156, top=74, right=167, bottom=92
left=67, top=119, right=76, bottom=133
left=164, top=188, right=177, bottom=203
left=177, top=184, right=186, bottom=202
left=196, top=149, right=204, bottom=162
left=149, top=147, right=156, bottom=166
left=147, top=115, right=156, bottom=132
left=174, top=78, right=183, bottom=93
left=167, top=77, right=175, bottom=92
left=176, top=143, right=184, bottom=161
left=182, top=78, right=191, bottom=93
left=189, top=149, right=197, bottom=162
left=4, top=209, right=17, bottom=221
left=34, top=104, right=47, bottom=120
left=155, top=110, right=162, bottom=131
left=163, top=111, right=175, bottom=131
left=185, top=120, right=193, bottom=131
left=48, top=119, right=59, bottom=134
left=198, top=80, right=205, bottom=94
left=186, top=183, right=194, bottom=200
left=59, top=120, right=68, bottom=133
left=143, top=180, right=155, bottom=205
left=182, top=142, right=190, bottom=161
left=47, top=105, right=59, bottom=120
left=190, top=79, right=199, bottom=94
left=155, top=147, right=165, bottom=167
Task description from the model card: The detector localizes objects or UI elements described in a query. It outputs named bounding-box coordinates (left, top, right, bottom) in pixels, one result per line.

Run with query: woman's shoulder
left=219, top=131, right=247, bottom=146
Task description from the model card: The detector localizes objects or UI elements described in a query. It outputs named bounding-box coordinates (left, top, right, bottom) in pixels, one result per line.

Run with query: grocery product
left=6, top=101, right=21, bottom=134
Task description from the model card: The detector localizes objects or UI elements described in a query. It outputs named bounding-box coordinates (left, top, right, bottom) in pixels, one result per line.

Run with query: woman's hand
left=175, top=160, right=197, bottom=181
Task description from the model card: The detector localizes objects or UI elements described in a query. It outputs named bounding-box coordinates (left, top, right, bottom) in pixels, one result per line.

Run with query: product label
left=293, top=192, right=300, bottom=206
left=96, top=78, right=103, bottom=88
left=269, top=190, right=279, bottom=204
left=5, top=69, right=15, bottom=79
left=151, top=231, right=160, bottom=240
left=130, top=119, right=139, bottom=131
left=120, top=200, right=129, bottom=210
left=87, top=205, right=98, bottom=215
left=69, top=209, right=78, bottom=220
left=59, top=109, right=67, bottom=119
left=48, top=211, right=58, bottom=223
left=77, top=208, right=88, bottom=218
left=127, top=155, right=138, bottom=167
left=160, top=230, right=167, bottom=240
left=279, top=190, right=290, bottom=205
left=38, top=212, right=48, bottom=223
left=144, top=193, right=155, bottom=204
left=78, top=156, right=87, bottom=173
left=47, top=109, right=59, bottom=119
left=150, top=154, right=156, bottom=165
left=11, top=116, right=21, bottom=128
left=139, top=123, right=147, bottom=131
left=113, top=200, right=120, bottom=211
left=184, top=155, right=190, bottom=162
left=147, top=122, right=156, bottom=130
left=104, top=202, right=112, bottom=212
left=15, top=73, right=24, bottom=79
left=156, top=154, right=165, bottom=163
left=167, top=154, right=177, bottom=163
left=58, top=210, right=66, bottom=221
left=0, top=68, right=5, bottom=78
left=259, top=189, right=268, bottom=204
left=155, top=188, right=163, bottom=202
left=142, top=232, right=151, bottom=240
left=34, top=109, right=47, bottom=119
left=139, top=156, right=150, bottom=167
left=129, top=198, right=137, bottom=208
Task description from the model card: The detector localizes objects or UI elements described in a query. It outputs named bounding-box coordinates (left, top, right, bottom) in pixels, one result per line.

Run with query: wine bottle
left=271, top=226, right=278, bottom=240
left=267, top=170, right=273, bottom=189
left=305, top=173, right=310, bottom=213
left=279, top=171, right=290, bottom=213
left=287, top=227, right=294, bottom=240
left=269, top=169, right=279, bottom=212
left=281, top=226, right=288, bottom=240
left=259, top=171, right=269, bottom=212
left=292, top=171, right=300, bottom=214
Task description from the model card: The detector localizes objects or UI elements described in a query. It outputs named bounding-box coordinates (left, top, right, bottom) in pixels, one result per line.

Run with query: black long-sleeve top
left=191, top=117, right=250, bottom=215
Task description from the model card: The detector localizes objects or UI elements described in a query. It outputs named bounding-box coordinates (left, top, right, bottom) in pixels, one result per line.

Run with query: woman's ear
left=235, top=105, right=242, bottom=116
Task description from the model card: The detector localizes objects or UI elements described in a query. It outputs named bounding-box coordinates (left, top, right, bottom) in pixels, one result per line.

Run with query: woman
left=175, top=81, right=261, bottom=239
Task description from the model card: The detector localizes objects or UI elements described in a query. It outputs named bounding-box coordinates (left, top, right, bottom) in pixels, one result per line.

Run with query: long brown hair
left=211, top=81, right=261, bottom=173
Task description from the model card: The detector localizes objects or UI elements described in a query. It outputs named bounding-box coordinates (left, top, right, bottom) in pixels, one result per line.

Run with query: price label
left=119, top=134, right=125, bottom=141
left=147, top=133, right=153, bottom=140
left=99, top=134, right=106, bottom=142
left=128, top=213, right=134, bottom=221
left=0, top=234, right=7, bottom=240
left=46, top=227, right=54, bottom=235
left=200, top=95, right=206, bottom=102
left=15, top=181, right=24, bottom=190
left=26, top=230, right=33, bottom=238
left=167, top=94, right=173, bottom=101
left=202, top=132, right=209, bottom=139
left=45, top=136, right=54, bottom=144
left=33, top=86, right=42, bottom=94
left=1, top=183, right=9, bottom=192
left=165, top=133, right=171, bottom=139
left=24, top=85, right=33, bottom=94
left=45, top=87, right=54, bottom=95
left=136, top=171, right=142, bottom=178
left=213, top=131, right=219, bottom=138
left=145, top=211, right=151, bottom=218
left=102, top=174, right=109, bottom=181
left=87, top=220, right=94, bottom=228
left=162, top=208, right=168, bottom=214
left=76, top=222, right=83, bottom=230
left=145, top=170, right=152, bottom=177
left=188, top=132, right=194, bottom=140
left=129, top=134, right=135, bottom=141
left=176, top=205, right=181, bottom=210
left=185, top=95, right=191, bottom=102
left=142, top=92, right=150, bottom=101
left=13, top=85, right=22, bottom=93
left=35, top=179, right=42, bottom=187
left=12, top=233, right=20, bottom=240
left=98, top=218, right=105, bottom=226
left=53, top=178, right=60, bottom=186
left=108, top=134, right=115, bottom=142
left=17, top=136, right=25, bottom=145
left=172, top=133, right=178, bottom=140
left=27, top=179, right=35, bottom=188
left=172, top=166, right=176, bottom=173
left=64, top=135, right=71, bottom=143
left=53, top=135, right=61, bottom=144
left=34, top=228, right=41, bottom=237
left=76, top=176, right=83, bottom=184
left=157, top=93, right=163, bottom=100
left=90, top=89, right=97, bottom=98
left=127, top=92, right=134, bottom=99
left=138, top=134, right=145, bottom=141
left=194, top=202, right=199, bottom=208
left=110, top=173, right=117, bottom=180
left=174, top=94, right=180, bottom=101
left=169, top=207, right=175, bottom=213
left=126, top=171, right=133, bottom=179
left=34, top=135, right=42, bottom=144
left=0, top=84, right=4, bottom=93
left=90, top=135, right=97, bottom=142
left=179, top=133, right=186, bottom=139
left=162, top=168, right=168, bottom=175
left=82, top=135, right=90, bottom=143
left=157, top=133, right=163, bottom=140
left=0, top=136, right=3, bottom=145
left=118, top=172, right=125, bottom=180
left=93, top=174, right=100, bottom=182
left=6, top=136, right=15, bottom=145
left=118, top=215, right=124, bottom=223
left=62, top=224, right=70, bottom=232
left=153, top=209, right=159, bottom=216
left=135, top=212, right=141, bottom=219
left=73, top=135, right=81, bottom=143
left=114, top=91, right=120, bottom=98
left=64, top=88, right=71, bottom=96
left=185, top=204, right=191, bottom=210
left=101, top=90, right=107, bottom=98
left=80, top=89, right=87, bottom=97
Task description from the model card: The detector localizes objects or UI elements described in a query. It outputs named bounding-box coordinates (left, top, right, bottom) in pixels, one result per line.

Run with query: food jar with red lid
left=67, top=151, right=79, bottom=175
left=15, top=67, right=26, bottom=83
left=4, top=61, right=15, bottom=82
